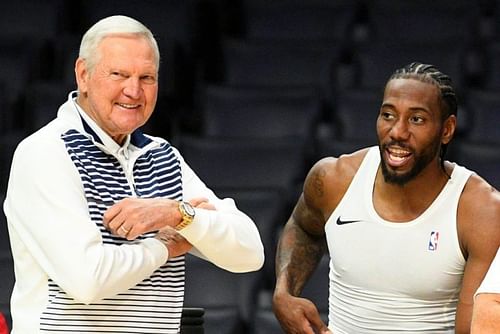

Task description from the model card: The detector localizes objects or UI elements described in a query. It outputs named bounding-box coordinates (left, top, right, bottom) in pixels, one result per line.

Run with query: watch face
left=182, top=202, right=195, bottom=216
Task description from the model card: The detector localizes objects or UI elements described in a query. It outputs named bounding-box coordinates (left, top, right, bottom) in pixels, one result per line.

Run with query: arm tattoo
left=275, top=163, right=329, bottom=296
left=276, top=220, right=327, bottom=297
left=313, top=168, right=326, bottom=198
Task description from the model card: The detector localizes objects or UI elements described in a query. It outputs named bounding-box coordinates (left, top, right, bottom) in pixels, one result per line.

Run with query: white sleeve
left=476, top=247, right=500, bottom=296
left=172, top=147, right=265, bottom=273
left=4, top=135, right=168, bottom=304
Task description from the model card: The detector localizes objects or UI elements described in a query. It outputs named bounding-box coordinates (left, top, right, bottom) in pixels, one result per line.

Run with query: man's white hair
left=79, top=15, right=160, bottom=73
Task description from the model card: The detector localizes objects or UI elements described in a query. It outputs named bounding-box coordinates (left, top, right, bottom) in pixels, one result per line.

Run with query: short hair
left=79, top=15, right=160, bottom=73
left=388, top=62, right=457, bottom=120
left=388, top=62, right=458, bottom=167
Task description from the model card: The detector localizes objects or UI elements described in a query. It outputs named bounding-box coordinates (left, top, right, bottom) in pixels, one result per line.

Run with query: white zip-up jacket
left=3, top=91, right=264, bottom=333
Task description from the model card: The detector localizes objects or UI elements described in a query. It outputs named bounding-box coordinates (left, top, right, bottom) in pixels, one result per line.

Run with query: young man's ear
left=442, top=115, right=457, bottom=145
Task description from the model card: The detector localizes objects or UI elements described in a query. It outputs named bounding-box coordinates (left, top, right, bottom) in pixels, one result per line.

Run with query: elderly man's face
left=76, top=35, right=158, bottom=144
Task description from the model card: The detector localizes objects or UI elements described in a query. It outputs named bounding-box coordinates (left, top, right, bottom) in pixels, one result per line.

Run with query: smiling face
left=376, top=78, right=455, bottom=186
left=75, top=34, right=158, bottom=144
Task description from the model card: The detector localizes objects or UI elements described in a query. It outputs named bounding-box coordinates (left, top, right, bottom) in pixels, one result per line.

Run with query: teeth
left=117, top=103, right=139, bottom=109
left=388, top=148, right=410, bottom=157
left=390, top=154, right=406, bottom=162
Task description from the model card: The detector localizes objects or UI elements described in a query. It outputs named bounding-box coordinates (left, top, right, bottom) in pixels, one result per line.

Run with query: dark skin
left=273, top=78, right=500, bottom=333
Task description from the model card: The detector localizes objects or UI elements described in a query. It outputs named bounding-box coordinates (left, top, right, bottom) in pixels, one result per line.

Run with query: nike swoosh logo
left=336, top=217, right=362, bottom=225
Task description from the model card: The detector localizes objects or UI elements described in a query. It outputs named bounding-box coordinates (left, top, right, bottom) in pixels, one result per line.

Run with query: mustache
left=381, top=141, right=412, bottom=151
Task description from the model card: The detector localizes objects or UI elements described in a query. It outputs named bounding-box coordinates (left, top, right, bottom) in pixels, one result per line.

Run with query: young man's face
left=376, top=78, right=453, bottom=185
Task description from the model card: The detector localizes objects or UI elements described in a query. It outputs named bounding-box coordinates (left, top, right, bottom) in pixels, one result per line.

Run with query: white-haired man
left=4, top=15, right=264, bottom=333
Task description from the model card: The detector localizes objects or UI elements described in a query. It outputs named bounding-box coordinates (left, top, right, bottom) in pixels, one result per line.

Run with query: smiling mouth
left=117, top=102, right=141, bottom=109
left=386, top=146, right=412, bottom=167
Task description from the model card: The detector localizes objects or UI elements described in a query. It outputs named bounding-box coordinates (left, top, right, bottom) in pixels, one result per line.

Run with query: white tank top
left=325, top=146, right=471, bottom=333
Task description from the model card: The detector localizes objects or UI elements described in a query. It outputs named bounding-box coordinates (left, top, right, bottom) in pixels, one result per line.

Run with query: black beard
left=379, top=141, right=440, bottom=186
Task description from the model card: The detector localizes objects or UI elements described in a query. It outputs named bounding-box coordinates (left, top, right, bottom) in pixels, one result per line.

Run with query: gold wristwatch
left=175, top=201, right=195, bottom=231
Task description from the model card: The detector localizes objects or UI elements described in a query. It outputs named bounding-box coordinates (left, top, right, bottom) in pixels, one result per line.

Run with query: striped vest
left=39, top=128, right=185, bottom=333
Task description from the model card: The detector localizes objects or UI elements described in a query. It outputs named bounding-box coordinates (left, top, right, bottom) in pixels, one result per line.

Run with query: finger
left=297, top=319, right=316, bottom=334
left=102, top=201, right=123, bottom=228
left=124, top=225, right=143, bottom=241
left=118, top=225, right=131, bottom=238
left=187, top=197, right=209, bottom=207
left=304, top=307, right=329, bottom=333
left=125, top=226, right=141, bottom=240
left=196, top=202, right=216, bottom=210
left=106, top=214, right=125, bottom=234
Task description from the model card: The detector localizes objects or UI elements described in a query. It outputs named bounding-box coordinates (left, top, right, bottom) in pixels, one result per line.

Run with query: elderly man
left=4, top=15, right=264, bottom=333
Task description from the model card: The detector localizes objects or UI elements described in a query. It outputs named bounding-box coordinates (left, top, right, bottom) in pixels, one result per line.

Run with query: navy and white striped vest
left=40, top=128, right=185, bottom=333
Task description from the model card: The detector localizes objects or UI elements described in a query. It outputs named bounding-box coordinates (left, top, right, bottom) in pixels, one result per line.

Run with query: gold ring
left=120, top=226, right=130, bottom=234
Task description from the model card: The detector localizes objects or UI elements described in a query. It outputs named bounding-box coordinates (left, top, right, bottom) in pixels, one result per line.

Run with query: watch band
left=175, top=201, right=195, bottom=231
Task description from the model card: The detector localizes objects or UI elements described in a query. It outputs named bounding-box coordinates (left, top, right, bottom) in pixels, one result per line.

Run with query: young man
left=272, top=62, right=500, bottom=333
left=3, top=16, right=264, bottom=333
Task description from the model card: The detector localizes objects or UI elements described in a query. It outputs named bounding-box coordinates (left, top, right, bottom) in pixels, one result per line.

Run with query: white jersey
left=325, top=146, right=471, bottom=333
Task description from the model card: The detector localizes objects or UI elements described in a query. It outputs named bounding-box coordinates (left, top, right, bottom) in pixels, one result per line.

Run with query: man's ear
left=442, top=114, right=457, bottom=145
left=75, top=58, right=89, bottom=94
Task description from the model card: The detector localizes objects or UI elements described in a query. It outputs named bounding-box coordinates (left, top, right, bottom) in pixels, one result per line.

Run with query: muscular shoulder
left=303, top=148, right=369, bottom=216
left=458, top=173, right=500, bottom=256
left=460, top=174, right=500, bottom=221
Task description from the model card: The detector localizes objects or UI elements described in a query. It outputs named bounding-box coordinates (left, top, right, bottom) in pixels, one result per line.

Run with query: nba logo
left=428, top=231, right=439, bottom=251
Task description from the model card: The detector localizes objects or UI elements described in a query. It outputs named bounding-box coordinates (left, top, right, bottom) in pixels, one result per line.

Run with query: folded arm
left=4, top=138, right=168, bottom=304
left=101, top=148, right=265, bottom=273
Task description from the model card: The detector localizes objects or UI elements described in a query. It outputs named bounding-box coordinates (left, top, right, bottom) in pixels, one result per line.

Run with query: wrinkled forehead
left=96, top=34, right=160, bottom=69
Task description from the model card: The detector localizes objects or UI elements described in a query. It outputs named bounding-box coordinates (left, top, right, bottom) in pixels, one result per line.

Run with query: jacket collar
left=58, top=91, right=154, bottom=152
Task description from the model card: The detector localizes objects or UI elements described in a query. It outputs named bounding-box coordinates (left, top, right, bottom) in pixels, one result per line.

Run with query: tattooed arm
left=272, top=158, right=336, bottom=334
left=272, top=151, right=365, bottom=334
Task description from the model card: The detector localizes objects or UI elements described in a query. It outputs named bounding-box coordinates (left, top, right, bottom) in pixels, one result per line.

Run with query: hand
left=103, top=197, right=216, bottom=240
left=190, top=197, right=215, bottom=210
left=152, top=197, right=215, bottom=258
left=273, top=293, right=331, bottom=334
left=154, top=226, right=193, bottom=258
left=103, top=198, right=180, bottom=240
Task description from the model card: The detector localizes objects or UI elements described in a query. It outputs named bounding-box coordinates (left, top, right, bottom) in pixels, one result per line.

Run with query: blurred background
left=0, top=0, right=499, bottom=333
